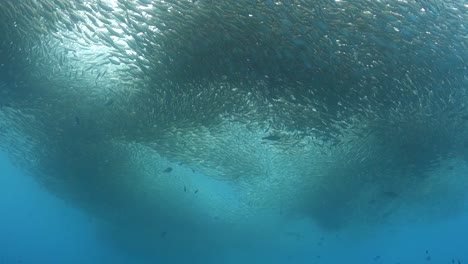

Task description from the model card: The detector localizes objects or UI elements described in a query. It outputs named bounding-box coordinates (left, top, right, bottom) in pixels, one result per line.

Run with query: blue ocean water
left=0, top=152, right=136, bottom=264
left=1, top=149, right=467, bottom=264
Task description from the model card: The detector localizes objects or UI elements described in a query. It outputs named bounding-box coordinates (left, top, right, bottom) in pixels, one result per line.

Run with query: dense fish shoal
left=0, top=0, right=467, bottom=255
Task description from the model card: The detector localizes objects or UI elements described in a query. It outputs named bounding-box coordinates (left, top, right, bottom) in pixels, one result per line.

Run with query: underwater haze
left=0, top=0, right=468, bottom=263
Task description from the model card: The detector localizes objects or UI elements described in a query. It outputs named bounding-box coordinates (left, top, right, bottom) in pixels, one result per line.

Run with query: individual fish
left=98, top=0, right=114, bottom=12
left=383, top=191, right=398, bottom=198
left=262, top=135, right=281, bottom=141
left=104, top=98, right=114, bottom=106
left=286, top=232, right=303, bottom=239
left=163, top=167, right=172, bottom=173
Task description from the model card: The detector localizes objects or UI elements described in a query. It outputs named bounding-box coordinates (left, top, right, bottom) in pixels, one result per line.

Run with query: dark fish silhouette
left=184, top=185, right=186, bottom=192
left=383, top=191, right=398, bottom=198
left=194, top=189, right=198, bottom=194
left=74, top=116, right=80, bottom=125
left=104, top=98, right=114, bottom=106
left=262, top=135, right=281, bottom=141
left=163, top=167, right=172, bottom=173
left=161, top=231, right=167, bottom=238
left=286, top=232, right=303, bottom=239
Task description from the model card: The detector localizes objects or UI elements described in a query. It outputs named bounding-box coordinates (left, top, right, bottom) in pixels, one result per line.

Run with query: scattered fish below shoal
left=74, top=116, right=80, bottom=125
left=163, top=167, right=172, bottom=173
left=160, top=231, right=167, bottom=238
left=194, top=189, right=198, bottom=194
left=184, top=185, right=186, bottom=192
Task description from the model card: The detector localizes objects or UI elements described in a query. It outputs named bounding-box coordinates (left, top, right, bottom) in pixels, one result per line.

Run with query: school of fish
left=0, top=0, right=467, bottom=258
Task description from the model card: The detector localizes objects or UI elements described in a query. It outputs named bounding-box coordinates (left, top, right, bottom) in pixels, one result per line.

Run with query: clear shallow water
left=1, top=150, right=467, bottom=264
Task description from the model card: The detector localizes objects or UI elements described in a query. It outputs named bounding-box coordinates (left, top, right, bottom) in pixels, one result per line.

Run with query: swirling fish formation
left=0, top=0, right=467, bottom=256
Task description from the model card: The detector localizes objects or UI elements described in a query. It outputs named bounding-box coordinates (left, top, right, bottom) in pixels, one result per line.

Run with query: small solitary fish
left=163, top=167, right=172, bottom=173
left=262, top=135, right=281, bottom=141
left=194, top=189, right=198, bottom=194
left=104, top=98, right=114, bottom=106
left=383, top=191, right=398, bottom=198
